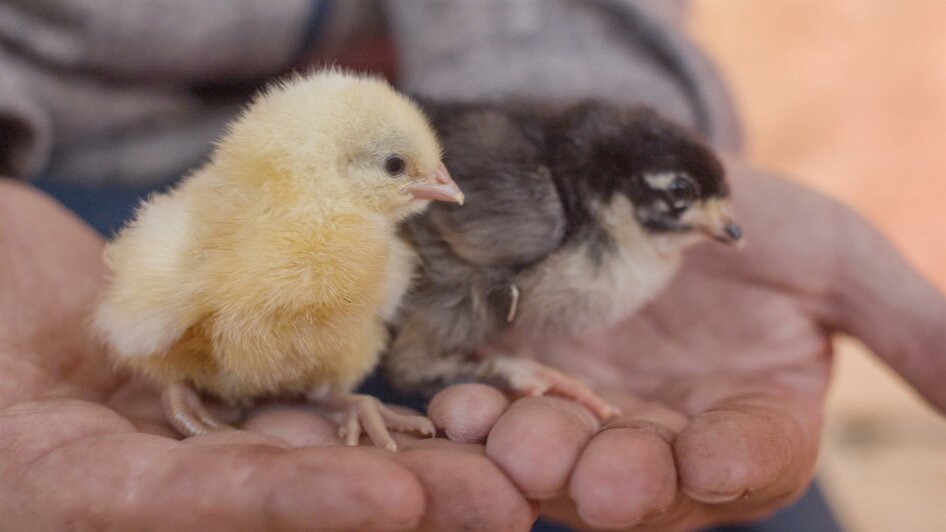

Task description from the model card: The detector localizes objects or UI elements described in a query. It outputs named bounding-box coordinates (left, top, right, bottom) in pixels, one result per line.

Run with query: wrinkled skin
left=0, top=180, right=536, bottom=532
left=2, top=168, right=944, bottom=531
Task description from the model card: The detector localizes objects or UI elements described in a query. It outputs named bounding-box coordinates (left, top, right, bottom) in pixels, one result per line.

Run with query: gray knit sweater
left=0, top=0, right=740, bottom=185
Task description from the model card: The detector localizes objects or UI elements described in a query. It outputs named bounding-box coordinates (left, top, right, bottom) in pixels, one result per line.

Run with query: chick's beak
left=405, top=163, right=465, bottom=205
left=700, top=198, right=743, bottom=247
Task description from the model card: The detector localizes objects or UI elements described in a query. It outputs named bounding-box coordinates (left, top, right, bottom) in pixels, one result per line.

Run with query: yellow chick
left=93, top=70, right=464, bottom=451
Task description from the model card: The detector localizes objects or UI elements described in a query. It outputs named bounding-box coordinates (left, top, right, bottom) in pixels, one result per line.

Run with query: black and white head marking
left=635, top=170, right=704, bottom=232
left=546, top=101, right=741, bottom=246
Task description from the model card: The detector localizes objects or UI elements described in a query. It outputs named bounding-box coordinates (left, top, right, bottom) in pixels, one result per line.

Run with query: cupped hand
left=428, top=168, right=946, bottom=530
left=0, top=181, right=535, bottom=531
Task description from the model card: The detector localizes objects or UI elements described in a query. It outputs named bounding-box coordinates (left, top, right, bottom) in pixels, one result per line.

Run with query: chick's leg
left=162, top=382, right=230, bottom=437
left=385, top=319, right=620, bottom=421
left=311, top=391, right=436, bottom=452
left=485, top=356, right=622, bottom=421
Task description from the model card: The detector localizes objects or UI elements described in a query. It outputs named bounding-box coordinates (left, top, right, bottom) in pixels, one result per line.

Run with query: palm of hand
left=3, top=168, right=944, bottom=531
left=0, top=182, right=534, bottom=531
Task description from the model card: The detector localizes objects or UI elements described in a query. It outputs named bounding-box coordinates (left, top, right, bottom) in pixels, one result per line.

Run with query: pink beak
left=405, top=163, right=465, bottom=205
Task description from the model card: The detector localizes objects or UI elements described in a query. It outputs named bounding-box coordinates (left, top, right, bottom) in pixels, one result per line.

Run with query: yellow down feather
left=93, top=70, right=443, bottom=403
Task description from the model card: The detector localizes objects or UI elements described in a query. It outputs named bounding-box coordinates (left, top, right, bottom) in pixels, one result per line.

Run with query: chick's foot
left=316, top=392, right=436, bottom=451
left=162, top=382, right=231, bottom=437
left=487, top=357, right=621, bottom=421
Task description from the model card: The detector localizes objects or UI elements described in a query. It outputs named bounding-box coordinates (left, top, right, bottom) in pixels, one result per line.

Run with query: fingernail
left=576, top=508, right=644, bottom=530
left=683, top=488, right=741, bottom=504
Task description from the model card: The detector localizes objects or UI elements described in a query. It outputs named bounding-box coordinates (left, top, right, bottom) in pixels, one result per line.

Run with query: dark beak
left=700, top=198, right=744, bottom=247
left=713, top=222, right=742, bottom=244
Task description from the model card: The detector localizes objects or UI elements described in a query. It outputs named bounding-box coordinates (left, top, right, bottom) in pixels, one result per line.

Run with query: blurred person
left=2, top=1, right=944, bottom=531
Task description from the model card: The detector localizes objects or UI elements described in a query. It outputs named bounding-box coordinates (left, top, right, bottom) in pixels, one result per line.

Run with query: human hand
left=427, top=168, right=946, bottom=530
left=0, top=181, right=535, bottom=531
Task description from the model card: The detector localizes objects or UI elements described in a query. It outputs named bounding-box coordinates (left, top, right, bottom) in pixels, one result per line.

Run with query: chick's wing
left=94, top=188, right=203, bottom=359
left=414, top=101, right=565, bottom=268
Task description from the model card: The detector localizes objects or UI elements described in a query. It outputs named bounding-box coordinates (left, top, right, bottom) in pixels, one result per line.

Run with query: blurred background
left=689, top=2, right=946, bottom=530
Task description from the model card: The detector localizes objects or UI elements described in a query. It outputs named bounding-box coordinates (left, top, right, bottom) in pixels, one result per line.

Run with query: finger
left=240, top=407, right=343, bottom=447
left=31, top=441, right=425, bottom=531
left=182, top=429, right=293, bottom=448
left=398, top=436, right=485, bottom=454
left=674, top=391, right=818, bottom=506
left=485, top=396, right=598, bottom=499
left=428, top=383, right=509, bottom=443
left=5, top=401, right=424, bottom=531
left=828, top=205, right=946, bottom=411
left=728, top=171, right=946, bottom=411
left=394, top=446, right=537, bottom=531
left=601, top=391, right=689, bottom=433
left=0, top=181, right=115, bottom=403
left=568, top=421, right=679, bottom=528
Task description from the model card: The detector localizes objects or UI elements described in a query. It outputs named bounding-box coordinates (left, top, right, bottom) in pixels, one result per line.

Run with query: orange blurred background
left=689, top=2, right=946, bottom=530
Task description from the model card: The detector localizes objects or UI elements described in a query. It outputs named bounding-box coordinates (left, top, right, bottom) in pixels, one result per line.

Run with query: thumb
left=827, top=207, right=946, bottom=411
left=2, top=399, right=425, bottom=531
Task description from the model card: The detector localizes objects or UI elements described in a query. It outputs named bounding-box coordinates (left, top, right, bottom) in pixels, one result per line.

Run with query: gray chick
left=386, top=100, right=742, bottom=420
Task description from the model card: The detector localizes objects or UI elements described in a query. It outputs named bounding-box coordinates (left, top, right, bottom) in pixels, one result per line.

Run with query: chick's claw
left=162, top=382, right=232, bottom=437
left=488, top=357, right=622, bottom=421
left=379, top=405, right=437, bottom=438
left=324, top=393, right=435, bottom=451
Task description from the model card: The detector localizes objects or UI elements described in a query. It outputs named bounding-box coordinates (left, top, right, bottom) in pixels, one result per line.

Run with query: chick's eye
left=384, top=155, right=406, bottom=177
left=666, top=176, right=698, bottom=204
